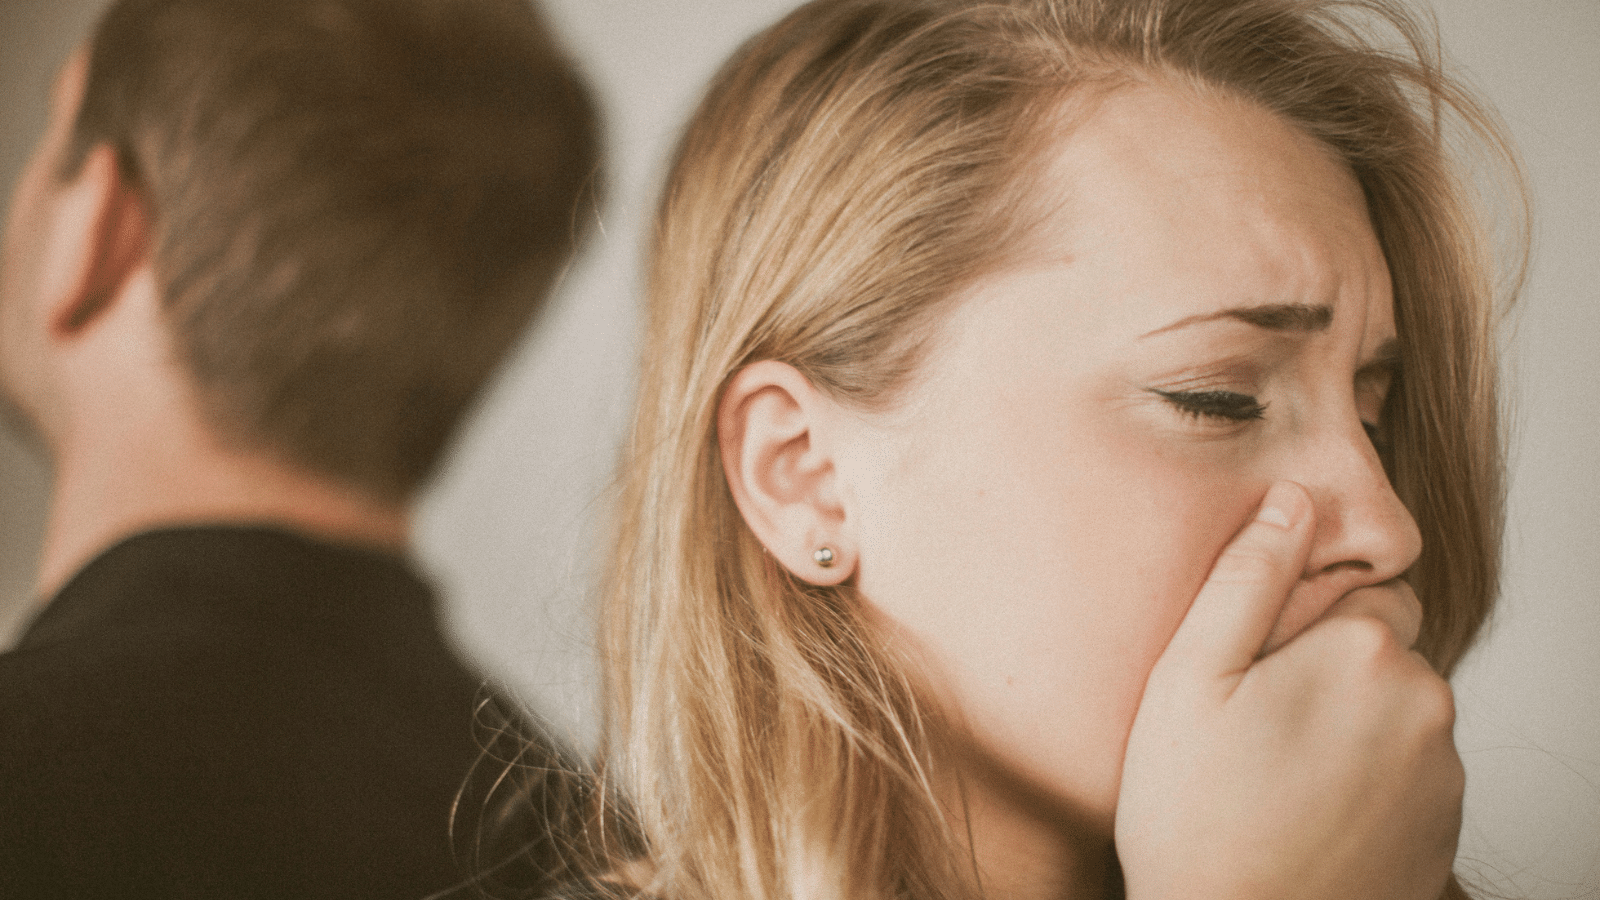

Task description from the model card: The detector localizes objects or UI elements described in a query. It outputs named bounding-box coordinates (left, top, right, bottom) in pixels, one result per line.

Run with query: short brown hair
left=69, top=0, right=601, bottom=502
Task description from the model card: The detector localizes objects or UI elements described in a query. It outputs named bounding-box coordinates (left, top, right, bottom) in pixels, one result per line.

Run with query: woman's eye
left=1153, top=389, right=1267, bottom=423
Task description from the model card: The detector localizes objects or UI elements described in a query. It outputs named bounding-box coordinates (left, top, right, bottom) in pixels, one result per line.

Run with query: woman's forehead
left=998, top=81, right=1387, bottom=331
left=1026, top=82, right=1365, bottom=245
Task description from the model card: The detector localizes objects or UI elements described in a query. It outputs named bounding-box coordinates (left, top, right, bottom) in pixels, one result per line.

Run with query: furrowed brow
left=1141, top=303, right=1334, bottom=339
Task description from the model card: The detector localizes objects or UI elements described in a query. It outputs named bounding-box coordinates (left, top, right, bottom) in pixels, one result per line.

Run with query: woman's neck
left=943, top=749, right=1120, bottom=900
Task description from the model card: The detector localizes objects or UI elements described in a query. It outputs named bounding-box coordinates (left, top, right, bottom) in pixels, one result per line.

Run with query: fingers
left=1322, top=580, right=1424, bottom=650
left=1156, top=481, right=1315, bottom=685
left=1121, top=483, right=1461, bottom=900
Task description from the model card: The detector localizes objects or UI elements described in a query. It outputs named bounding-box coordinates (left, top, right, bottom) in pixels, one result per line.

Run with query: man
left=0, top=0, right=600, bottom=896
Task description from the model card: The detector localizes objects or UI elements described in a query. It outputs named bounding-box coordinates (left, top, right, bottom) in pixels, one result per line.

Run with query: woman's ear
left=44, top=144, right=152, bottom=337
left=718, top=360, right=856, bottom=585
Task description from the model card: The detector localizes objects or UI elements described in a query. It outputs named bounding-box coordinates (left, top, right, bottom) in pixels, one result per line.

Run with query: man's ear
left=718, top=360, right=856, bottom=585
left=44, top=144, right=152, bottom=337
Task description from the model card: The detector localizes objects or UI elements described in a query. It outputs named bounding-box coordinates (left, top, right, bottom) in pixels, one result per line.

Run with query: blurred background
left=1, top=0, right=1595, bottom=896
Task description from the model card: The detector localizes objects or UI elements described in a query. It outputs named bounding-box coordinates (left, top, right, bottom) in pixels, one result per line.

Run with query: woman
left=597, top=0, right=1522, bottom=898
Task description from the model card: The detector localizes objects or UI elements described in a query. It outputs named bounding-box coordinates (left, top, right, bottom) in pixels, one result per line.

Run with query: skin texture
left=721, top=80, right=1458, bottom=900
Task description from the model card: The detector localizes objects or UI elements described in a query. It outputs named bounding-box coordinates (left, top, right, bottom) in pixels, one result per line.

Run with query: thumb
left=1154, top=481, right=1314, bottom=689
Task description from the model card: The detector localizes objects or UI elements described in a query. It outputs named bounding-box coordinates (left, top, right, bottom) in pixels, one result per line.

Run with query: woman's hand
left=1115, top=481, right=1464, bottom=900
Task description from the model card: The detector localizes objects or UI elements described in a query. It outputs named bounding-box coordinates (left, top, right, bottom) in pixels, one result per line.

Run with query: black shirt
left=0, top=526, right=563, bottom=899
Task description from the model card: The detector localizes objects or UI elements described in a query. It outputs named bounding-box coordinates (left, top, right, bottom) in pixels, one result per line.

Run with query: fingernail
left=1256, top=482, right=1303, bottom=530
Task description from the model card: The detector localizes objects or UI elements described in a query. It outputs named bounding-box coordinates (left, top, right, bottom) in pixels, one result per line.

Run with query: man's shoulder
left=0, top=525, right=549, bottom=897
left=0, top=524, right=489, bottom=744
left=0, top=615, right=192, bottom=884
left=0, top=610, right=182, bottom=753
left=0, top=567, right=288, bottom=793
left=0, top=527, right=353, bottom=736
left=0, top=524, right=478, bottom=766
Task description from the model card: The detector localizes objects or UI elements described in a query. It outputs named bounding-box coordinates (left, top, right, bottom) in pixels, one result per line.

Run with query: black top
left=0, top=526, right=564, bottom=899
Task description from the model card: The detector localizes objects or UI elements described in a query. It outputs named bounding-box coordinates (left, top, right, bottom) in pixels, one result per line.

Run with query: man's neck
left=36, top=424, right=410, bottom=602
left=18, top=257, right=411, bottom=602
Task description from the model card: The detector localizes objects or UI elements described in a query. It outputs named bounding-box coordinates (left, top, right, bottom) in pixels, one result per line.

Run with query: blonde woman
left=598, top=0, right=1522, bottom=898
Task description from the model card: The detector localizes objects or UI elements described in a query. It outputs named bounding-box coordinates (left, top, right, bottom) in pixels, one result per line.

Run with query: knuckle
left=1412, top=671, right=1458, bottom=730
left=1342, top=582, right=1422, bottom=631
left=1391, top=584, right=1425, bottom=639
left=1325, top=614, right=1397, bottom=662
left=1398, top=581, right=1424, bottom=622
left=1359, top=580, right=1422, bottom=619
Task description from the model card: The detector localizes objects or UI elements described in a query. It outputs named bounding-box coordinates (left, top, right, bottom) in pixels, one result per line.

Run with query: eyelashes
left=1153, top=387, right=1390, bottom=450
left=1153, top=389, right=1266, bottom=423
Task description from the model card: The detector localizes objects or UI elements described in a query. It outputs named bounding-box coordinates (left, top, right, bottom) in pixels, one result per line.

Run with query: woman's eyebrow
left=1140, top=303, right=1334, bottom=339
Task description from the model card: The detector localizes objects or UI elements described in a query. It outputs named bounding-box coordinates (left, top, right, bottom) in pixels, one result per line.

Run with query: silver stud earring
left=813, top=546, right=836, bottom=569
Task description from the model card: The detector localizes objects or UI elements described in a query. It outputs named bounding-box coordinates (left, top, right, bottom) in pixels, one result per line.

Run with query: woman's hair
left=600, top=1, right=1524, bottom=899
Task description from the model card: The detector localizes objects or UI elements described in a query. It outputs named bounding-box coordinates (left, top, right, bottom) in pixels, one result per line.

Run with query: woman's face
left=835, top=82, right=1421, bottom=836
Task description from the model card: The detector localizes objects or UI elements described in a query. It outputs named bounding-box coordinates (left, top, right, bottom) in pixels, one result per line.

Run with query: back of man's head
left=67, top=0, right=600, bottom=503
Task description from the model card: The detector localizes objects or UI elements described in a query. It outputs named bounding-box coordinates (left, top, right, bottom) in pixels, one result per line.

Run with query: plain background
left=0, top=0, right=1595, bottom=896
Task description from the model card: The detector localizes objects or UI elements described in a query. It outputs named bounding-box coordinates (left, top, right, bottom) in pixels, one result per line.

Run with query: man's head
left=3, top=0, right=599, bottom=503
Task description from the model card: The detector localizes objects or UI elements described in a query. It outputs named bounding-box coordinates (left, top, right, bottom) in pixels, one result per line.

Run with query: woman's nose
left=1298, top=417, right=1423, bottom=591
left=1257, top=416, right=1424, bottom=654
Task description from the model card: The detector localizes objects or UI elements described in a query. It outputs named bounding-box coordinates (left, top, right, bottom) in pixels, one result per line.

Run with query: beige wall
left=0, top=0, right=1594, bottom=895
left=0, top=0, right=101, bottom=648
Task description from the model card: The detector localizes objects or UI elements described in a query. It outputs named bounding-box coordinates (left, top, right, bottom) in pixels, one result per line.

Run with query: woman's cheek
left=1123, top=460, right=1268, bottom=677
